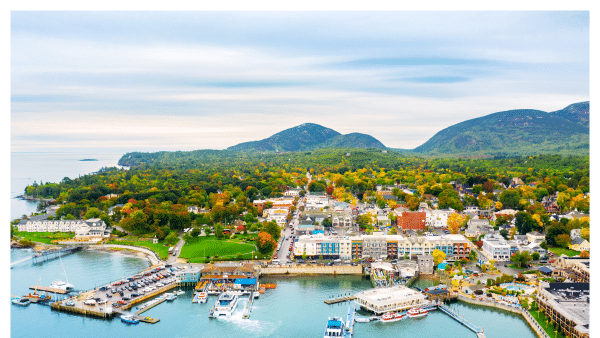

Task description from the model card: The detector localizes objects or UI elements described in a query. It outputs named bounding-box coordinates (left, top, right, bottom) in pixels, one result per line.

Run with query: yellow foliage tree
left=432, top=248, right=446, bottom=265
left=581, top=227, right=590, bottom=241
left=447, top=213, right=465, bottom=234
left=495, top=201, right=503, bottom=210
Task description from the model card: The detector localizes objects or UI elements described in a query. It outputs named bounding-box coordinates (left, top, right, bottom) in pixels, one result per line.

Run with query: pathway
left=98, top=244, right=161, bottom=265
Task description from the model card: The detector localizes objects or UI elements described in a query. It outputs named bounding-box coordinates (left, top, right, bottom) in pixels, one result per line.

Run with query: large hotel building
left=292, top=232, right=471, bottom=260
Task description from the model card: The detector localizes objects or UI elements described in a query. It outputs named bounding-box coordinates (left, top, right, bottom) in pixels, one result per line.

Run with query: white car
left=83, top=299, right=97, bottom=305
left=97, top=298, right=107, bottom=304
left=157, top=283, right=164, bottom=287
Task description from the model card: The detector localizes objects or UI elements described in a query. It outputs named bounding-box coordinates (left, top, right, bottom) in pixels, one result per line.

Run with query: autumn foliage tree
left=579, top=250, right=589, bottom=258
left=432, top=248, right=446, bottom=266
left=447, top=213, right=465, bottom=234
left=256, top=231, right=276, bottom=254
left=555, top=234, right=572, bottom=248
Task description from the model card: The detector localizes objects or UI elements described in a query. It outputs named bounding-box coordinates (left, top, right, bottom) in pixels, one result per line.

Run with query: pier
left=242, top=292, right=255, bottom=319
left=438, top=304, right=485, bottom=337
left=345, top=305, right=355, bottom=338
left=29, top=286, right=70, bottom=294
left=32, top=246, right=82, bottom=264
left=324, top=295, right=356, bottom=305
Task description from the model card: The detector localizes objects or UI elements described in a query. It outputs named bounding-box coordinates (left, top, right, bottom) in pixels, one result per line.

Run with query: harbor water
left=11, top=249, right=537, bottom=338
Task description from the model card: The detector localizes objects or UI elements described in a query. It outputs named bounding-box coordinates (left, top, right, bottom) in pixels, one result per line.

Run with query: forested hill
left=227, top=123, right=386, bottom=152
left=412, top=101, right=589, bottom=157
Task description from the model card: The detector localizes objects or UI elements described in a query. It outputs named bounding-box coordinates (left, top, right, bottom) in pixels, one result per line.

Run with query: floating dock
left=345, top=305, right=355, bottom=337
left=134, top=297, right=167, bottom=315
left=324, top=295, right=356, bottom=304
left=438, top=304, right=485, bottom=337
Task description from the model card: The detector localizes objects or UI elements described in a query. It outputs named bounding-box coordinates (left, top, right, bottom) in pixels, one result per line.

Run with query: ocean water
left=10, top=152, right=124, bottom=220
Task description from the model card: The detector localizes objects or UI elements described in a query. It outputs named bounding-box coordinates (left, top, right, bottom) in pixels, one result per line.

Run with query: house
left=481, top=234, right=511, bottom=261
left=570, top=229, right=582, bottom=240
left=526, top=231, right=546, bottom=244
left=284, top=188, right=301, bottom=197
left=108, top=204, right=125, bottom=216
left=519, top=242, right=547, bottom=256
left=462, top=283, right=486, bottom=295
left=377, top=215, right=391, bottom=226
left=187, top=205, right=199, bottom=214
left=417, top=254, right=434, bottom=274
left=426, top=209, right=452, bottom=228
left=513, top=235, right=528, bottom=245
left=569, top=237, right=590, bottom=252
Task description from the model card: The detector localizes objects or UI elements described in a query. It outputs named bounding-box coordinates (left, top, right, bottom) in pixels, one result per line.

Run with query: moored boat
left=209, top=292, right=239, bottom=318
left=121, top=314, right=140, bottom=324
left=407, top=307, right=428, bottom=318
left=22, top=292, right=51, bottom=303
left=323, top=316, right=345, bottom=337
left=197, top=292, right=207, bottom=303
left=50, top=280, right=74, bottom=291
left=165, top=293, right=176, bottom=301
left=380, top=312, right=405, bottom=323
left=175, top=289, right=185, bottom=296
left=12, top=297, right=31, bottom=306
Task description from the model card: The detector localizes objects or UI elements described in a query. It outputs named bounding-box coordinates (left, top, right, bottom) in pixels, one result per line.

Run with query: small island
left=79, top=159, right=98, bottom=161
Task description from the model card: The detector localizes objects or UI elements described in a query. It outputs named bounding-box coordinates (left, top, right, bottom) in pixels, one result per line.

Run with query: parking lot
left=65, top=265, right=183, bottom=310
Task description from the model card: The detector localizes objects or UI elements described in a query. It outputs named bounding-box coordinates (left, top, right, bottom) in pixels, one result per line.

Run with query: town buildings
left=536, top=282, right=589, bottom=338
left=354, top=285, right=427, bottom=315
left=17, top=218, right=108, bottom=238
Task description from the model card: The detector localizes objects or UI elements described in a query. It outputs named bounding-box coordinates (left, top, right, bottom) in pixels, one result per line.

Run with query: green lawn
left=548, top=247, right=581, bottom=257
left=15, top=231, right=75, bottom=244
left=106, top=239, right=171, bottom=260
left=507, top=263, right=527, bottom=270
left=180, top=236, right=256, bottom=261
left=529, top=309, right=567, bottom=338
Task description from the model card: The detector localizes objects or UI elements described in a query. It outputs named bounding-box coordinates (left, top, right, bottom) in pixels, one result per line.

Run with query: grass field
left=15, top=231, right=75, bottom=244
left=180, top=236, right=256, bottom=261
left=529, top=309, right=567, bottom=338
left=548, top=247, right=581, bottom=257
left=106, top=239, right=171, bottom=260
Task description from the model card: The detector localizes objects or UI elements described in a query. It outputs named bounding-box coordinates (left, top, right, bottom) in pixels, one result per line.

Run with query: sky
left=10, top=11, right=590, bottom=153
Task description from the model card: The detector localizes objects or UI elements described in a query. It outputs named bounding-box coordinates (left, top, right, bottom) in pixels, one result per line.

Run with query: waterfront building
left=536, top=282, right=589, bottom=338
left=293, top=233, right=471, bottom=260
left=17, top=218, right=107, bottom=238
left=354, top=285, right=427, bottom=315
left=176, top=266, right=201, bottom=283
left=481, top=234, right=511, bottom=261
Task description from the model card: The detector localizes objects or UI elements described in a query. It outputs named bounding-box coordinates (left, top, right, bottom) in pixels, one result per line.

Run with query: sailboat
left=50, top=256, right=74, bottom=291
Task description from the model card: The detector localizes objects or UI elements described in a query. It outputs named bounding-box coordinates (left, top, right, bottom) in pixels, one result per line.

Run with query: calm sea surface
left=10, top=152, right=537, bottom=338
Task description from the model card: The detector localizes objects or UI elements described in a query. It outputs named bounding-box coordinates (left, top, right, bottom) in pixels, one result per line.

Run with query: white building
left=284, top=188, right=301, bottom=197
left=481, top=234, right=511, bottom=261
left=17, top=218, right=107, bottom=238
left=264, top=208, right=289, bottom=226
left=354, top=285, right=427, bottom=315
left=426, top=209, right=452, bottom=228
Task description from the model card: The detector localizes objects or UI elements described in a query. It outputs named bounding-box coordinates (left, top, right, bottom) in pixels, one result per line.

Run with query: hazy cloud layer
left=11, top=11, right=589, bottom=153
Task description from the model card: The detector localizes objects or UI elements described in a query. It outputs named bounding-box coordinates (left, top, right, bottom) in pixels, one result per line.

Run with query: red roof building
left=396, top=211, right=426, bottom=231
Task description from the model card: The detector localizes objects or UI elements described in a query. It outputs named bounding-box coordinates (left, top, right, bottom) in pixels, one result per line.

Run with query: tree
left=389, top=227, right=397, bottom=235
left=515, top=212, right=536, bottom=235
left=499, top=189, right=520, bottom=209
left=84, top=207, right=103, bottom=219
left=164, top=232, right=179, bottom=246
left=190, top=227, right=201, bottom=237
left=539, top=241, right=548, bottom=250
left=555, top=234, right=571, bottom=248
left=215, top=224, right=224, bottom=239
left=469, top=250, right=478, bottom=261
left=264, top=221, right=281, bottom=241
left=511, top=251, right=532, bottom=268
left=579, top=250, right=589, bottom=258
left=322, top=218, right=332, bottom=228
left=531, top=252, right=540, bottom=261
left=581, top=227, right=590, bottom=241
left=256, top=231, right=276, bottom=254
left=432, top=249, right=446, bottom=266
left=500, top=229, right=509, bottom=240
left=447, top=213, right=465, bottom=234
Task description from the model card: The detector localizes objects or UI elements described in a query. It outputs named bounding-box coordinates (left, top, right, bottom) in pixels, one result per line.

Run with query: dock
left=29, top=286, right=70, bottom=294
left=134, top=297, right=167, bottom=315
left=438, top=304, right=485, bottom=337
left=32, top=246, right=82, bottom=264
left=345, top=305, right=355, bottom=337
left=324, top=295, right=356, bottom=305
left=242, top=292, right=255, bottom=319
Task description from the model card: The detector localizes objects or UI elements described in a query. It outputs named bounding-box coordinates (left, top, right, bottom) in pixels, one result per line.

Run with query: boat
left=208, top=292, right=239, bottom=318
left=175, top=289, right=185, bottom=296
left=121, top=314, right=140, bottom=324
left=165, top=293, right=176, bottom=301
left=22, top=292, right=51, bottom=303
left=407, top=307, right=428, bottom=318
left=197, top=292, right=207, bottom=303
left=11, top=297, right=31, bottom=306
left=380, top=312, right=405, bottom=323
left=49, top=280, right=74, bottom=291
left=323, top=316, right=345, bottom=337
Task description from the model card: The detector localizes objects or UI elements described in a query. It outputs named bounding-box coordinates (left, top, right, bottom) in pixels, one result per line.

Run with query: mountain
left=227, top=123, right=386, bottom=152
left=412, top=101, right=589, bottom=157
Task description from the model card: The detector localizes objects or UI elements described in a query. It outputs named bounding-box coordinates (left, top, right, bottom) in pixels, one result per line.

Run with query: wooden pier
left=324, top=295, right=356, bottom=305
left=29, top=286, right=70, bottom=294
left=32, top=246, right=82, bottom=264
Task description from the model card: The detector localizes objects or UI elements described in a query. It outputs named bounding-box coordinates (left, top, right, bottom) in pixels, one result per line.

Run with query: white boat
left=121, top=314, right=140, bottom=324
left=165, top=293, right=176, bottom=301
left=323, top=316, right=345, bottom=337
left=380, top=312, right=405, bottom=323
left=50, top=280, right=74, bottom=291
left=209, top=292, right=239, bottom=318
left=12, top=297, right=31, bottom=306
left=407, top=307, right=428, bottom=318
left=198, top=292, right=207, bottom=303
left=175, top=289, right=185, bottom=296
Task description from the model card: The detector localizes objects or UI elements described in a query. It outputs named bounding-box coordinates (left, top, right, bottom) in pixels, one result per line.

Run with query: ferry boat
left=407, top=307, right=428, bottom=318
left=11, top=297, right=31, bottom=306
left=197, top=292, right=208, bottom=303
left=121, top=314, right=140, bottom=324
left=50, top=280, right=74, bottom=291
left=208, top=292, right=239, bottom=318
left=380, top=312, right=405, bottom=323
left=323, top=316, right=345, bottom=337
left=165, top=293, right=176, bottom=301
